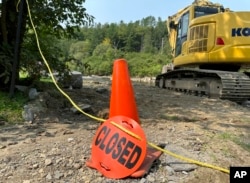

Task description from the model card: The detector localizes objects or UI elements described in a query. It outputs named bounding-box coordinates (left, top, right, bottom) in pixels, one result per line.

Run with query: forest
left=0, top=0, right=173, bottom=91
left=58, top=16, right=172, bottom=77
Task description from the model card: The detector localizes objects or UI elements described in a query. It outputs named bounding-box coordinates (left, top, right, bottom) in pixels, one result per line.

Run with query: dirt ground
left=0, top=77, right=249, bottom=183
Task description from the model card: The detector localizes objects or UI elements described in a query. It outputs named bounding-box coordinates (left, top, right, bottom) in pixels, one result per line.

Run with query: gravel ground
left=0, top=77, right=249, bottom=183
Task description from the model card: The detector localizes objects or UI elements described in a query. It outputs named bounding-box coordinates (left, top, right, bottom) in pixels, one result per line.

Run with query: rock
left=40, top=153, right=46, bottom=158
left=62, top=129, right=74, bottom=135
left=46, top=173, right=52, bottom=180
left=95, top=88, right=108, bottom=94
left=168, top=181, right=176, bottom=183
left=22, top=98, right=47, bottom=123
left=166, top=166, right=175, bottom=176
left=28, top=88, right=39, bottom=100
left=67, top=138, right=74, bottom=142
left=70, top=104, right=92, bottom=114
left=15, top=85, right=28, bottom=92
left=0, top=145, right=6, bottom=149
left=22, top=105, right=35, bottom=123
left=45, top=159, right=53, bottom=166
left=73, top=163, right=82, bottom=169
left=54, top=170, right=64, bottom=179
left=66, top=170, right=74, bottom=177
left=242, top=100, right=250, bottom=107
left=164, top=144, right=198, bottom=172
left=146, top=174, right=156, bottom=182
left=182, top=171, right=189, bottom=175
left=38, top=168, right=44, bottom=174
left=58, top=71, right=83, bottom=89
left=33, top=164, right=39, bottom=169
left=22, top=180, right=31, bottom=183
left=139, top=178, right=147, bottom=183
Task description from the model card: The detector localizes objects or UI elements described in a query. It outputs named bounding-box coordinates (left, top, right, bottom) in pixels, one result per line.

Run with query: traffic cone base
left=86, top=115, right=147, bottom=179
left=130, top=147, right=163, bottom=178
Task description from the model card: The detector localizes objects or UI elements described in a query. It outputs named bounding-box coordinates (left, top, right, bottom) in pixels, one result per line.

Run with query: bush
left=0, top=91, right=28, bottom=124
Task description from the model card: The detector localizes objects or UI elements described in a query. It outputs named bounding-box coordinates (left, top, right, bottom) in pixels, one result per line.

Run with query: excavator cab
left=170, top=4, right=225, bottom=58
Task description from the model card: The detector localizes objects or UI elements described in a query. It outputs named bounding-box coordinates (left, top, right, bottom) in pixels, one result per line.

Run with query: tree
left=0, top=0, right=93, bottom=89
left=69, top=40, right=92, bottom=60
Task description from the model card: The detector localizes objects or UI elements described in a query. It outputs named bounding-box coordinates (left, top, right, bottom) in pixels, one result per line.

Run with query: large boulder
left=58, top=71, right=83, bottom=89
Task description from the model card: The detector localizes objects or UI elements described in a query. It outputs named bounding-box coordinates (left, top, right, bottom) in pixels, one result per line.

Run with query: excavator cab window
left=194, top=6, right=221, bottom=18
left=175, top=12, right=189, bottom=57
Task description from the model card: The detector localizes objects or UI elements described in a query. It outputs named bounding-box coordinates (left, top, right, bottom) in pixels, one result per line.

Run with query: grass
left=40, top=77, right=53, bottom=83
left=0, top=91, right=28, bottom=124
left=0, top=74, right=56, bottom=126
left=219, top=132, right=250, bottom=152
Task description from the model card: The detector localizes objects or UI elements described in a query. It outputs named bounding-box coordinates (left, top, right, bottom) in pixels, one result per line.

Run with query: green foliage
left=18, top=14, right=170, bottom=79
left=0, top=0, right=94, bottom=88
left=84, top=56, right=113, bottom=76
left=20, top=32, right=67, bottom=81
left=82, top=52, right=171, bottom=77
left=79, top=16, right=168, bottom=54
left=219, top=132, right=250, bottom=152
left=0, top=91, right=28, bottom=124
left=64, top=16, right=172, bottom=77
left=19, top=15, right=172, bottom=79
left=69, top=40, right=92, bottom=60
left=28, top=0, right=94, bottom=38
left=126, top=53, right=171, bottom=77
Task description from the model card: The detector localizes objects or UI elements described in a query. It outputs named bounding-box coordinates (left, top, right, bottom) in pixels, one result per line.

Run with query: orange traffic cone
left=109, top=59, right=140, bottom=124
left=86, top=58, right=162, bottom=179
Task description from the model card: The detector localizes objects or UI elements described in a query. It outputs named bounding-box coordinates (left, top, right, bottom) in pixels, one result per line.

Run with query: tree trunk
left=0, top=0, right=8, bottom=43
left=0, top=0, right=27, bottom=90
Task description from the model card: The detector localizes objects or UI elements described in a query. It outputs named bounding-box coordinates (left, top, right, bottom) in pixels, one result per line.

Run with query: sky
left=84, top=0, right=250, bottom=24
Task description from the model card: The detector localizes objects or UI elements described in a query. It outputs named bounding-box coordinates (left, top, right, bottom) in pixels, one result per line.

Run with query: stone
left=95, top=88, right=108, bottom=94
left=139, top=178, right=147, bottom=183
left=73, top=163, right=82, bottom=169
left=45, top=159, right=53, bottom=166
left=28, top=88, right=39, bottom=100
left=166, top=166, right=175, bottom=176
left=164, top=144, right=198, bottom=172
left=58, top=71, right=83, bottom=89
left=147, top=174, right=156, bottom=182
left=54, top=170, right=64, bottom=179
left=39, top=168, right=44, bottom=174
left=22, top=180, right=31, bottom=183
left=46, top=173, right=52, bottom=180
left=67, top=138, right=74, bottom=143
left=0, top=145, right=6, bottom=149
left=33, top=164, right=39, bottom=169
left=70, top=104, right=92, bottom=114
left=15, top=85, right=28, bottom=92
left=22, top=105, right=34, bottom=122
left=242, top=100, right=250, bottom=107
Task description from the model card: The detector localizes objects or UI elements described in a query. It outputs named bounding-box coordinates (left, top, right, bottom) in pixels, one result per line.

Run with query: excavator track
left=155, top=69, right=250, bottom=103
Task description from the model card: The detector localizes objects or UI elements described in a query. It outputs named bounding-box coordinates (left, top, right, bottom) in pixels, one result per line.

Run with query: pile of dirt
left=0, top=78, right=249, bottom=183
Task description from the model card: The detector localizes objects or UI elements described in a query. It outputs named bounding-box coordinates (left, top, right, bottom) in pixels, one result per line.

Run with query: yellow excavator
left=155, top=0, right=250, bottom=103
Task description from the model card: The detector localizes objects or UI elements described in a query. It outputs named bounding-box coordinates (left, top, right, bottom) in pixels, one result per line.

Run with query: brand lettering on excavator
left=232, top=28, right=250, bottom=37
